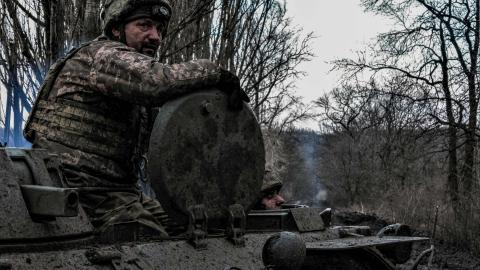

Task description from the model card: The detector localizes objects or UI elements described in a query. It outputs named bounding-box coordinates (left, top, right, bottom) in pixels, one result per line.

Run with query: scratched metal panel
left=0, top=148, right=93, bottom=241
left=306, top=236, right=429, bottom=250
left=291, top=208, right=325, bottom=232
left=148, top=89, right=264, bottom=228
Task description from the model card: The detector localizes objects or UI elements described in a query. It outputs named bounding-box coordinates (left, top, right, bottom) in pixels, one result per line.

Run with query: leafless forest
left=316, top=0, right=480, bottom=257
left=1, top=0, right=480, bottom=261
left=0, top=0, right=314, bottom=146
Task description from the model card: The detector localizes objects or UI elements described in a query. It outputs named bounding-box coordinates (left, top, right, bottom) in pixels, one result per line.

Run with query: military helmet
left=101, top=0, right=172, bottom=35
left=261, top=169, right=283, bottom=193
left=253, top=169, right=283, bottom=210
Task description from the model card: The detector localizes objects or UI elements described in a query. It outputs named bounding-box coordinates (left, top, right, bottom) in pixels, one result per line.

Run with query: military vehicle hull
left=0, top=222, right=428, bottom=270
left=0, top=90, right=431, bottom=269
left=0, top=146, right=429, bottom=270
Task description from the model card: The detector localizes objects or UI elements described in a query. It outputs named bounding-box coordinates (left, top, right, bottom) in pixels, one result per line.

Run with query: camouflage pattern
left=262, top=129, right=285, bottom=193
left=261, top=169, right=283, bottom=193
left=25, top=36, right=237, bottom=233
left=101, top=0, right=172, bottom=35
left=80, top=189, right=173, bottom=234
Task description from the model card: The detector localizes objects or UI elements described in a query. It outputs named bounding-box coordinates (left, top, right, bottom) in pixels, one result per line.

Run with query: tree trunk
left=49, top=0, right=65, bottom=63
left=2, top=87, right=12, bottom=145
left=83, top=0, right=102, bottom=42
left=439, top=24, right=459, bottom=204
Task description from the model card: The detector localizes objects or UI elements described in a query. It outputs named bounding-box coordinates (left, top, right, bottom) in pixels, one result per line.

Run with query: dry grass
left=337, top=183, right=480, bottom=255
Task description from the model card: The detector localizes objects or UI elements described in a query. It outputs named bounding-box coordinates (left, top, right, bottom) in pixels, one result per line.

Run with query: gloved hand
left=195, top=59, right=250, bottom=110
left=218, top=69, right=250, bottom=111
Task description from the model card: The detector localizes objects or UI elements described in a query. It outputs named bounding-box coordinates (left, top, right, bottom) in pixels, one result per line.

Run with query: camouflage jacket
left=25, top=37, right=229, bottom=188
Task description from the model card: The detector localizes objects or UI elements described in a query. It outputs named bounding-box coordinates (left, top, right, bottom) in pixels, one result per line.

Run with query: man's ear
left=111, top=27, right=120, bottom=39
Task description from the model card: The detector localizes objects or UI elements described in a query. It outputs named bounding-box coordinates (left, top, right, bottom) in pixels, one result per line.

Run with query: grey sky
left=285, top=0, right=392, bottom=130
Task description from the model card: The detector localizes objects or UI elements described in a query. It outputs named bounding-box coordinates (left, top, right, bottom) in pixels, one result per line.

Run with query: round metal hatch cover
left=148, top=89, right=265, bottom=227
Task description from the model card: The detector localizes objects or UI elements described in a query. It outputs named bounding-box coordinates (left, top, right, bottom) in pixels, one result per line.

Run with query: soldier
left=24, top=0, right=248, bottom=236
left=255, top=170, right=286, bottom=210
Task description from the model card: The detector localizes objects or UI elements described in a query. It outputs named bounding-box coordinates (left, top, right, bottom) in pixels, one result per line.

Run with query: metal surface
left=290, top=207, right=325, bottom=232
left=262, top=232, right=306, bottom=270
left=187, top=204, right=208, bottom=249
left=306, top=236, right=429, bottom=250
left=5, top=148, right=62, bottom=187
left=0, top=149, right=93, bottom=241
left=302, top=249, right=395, bottom=270
left=335, top=225, right=372, bottom=237
left=148, top=89, right=265, bottom=227
left=20, top=185, right=79, bottom=217
left=86, top=247, right=154, bottom=270
left=0, top=209, right=428, bottom=269
left=0, top=231, right=341, bottom=270
left=0, top=89, right=430, bottom=269
left=226, top=204, right=246, bottom=246
left=247, top=210, right=298, bottom=231
left=98, top=221, right=167, bottom=243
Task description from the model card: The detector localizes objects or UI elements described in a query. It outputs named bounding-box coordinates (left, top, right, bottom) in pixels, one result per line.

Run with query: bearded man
left=24, top=0, right=248, bottom=236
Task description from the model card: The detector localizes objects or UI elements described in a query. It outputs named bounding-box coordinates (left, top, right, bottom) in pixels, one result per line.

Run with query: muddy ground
left=334, top=210, right=480, bottom=270
left=412, top=241, right=480, bottom=270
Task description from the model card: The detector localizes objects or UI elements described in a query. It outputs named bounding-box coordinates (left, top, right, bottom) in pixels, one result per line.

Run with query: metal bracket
left=319, top=208, right=332, bottom=227
left=187, top=204, right=208, bottom=249
left=226, top=204, right=246, bottom=246
left=20, top=185, right=79, bottom=218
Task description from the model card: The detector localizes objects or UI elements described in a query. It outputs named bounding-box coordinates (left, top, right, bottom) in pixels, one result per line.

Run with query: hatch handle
left=227, top=204, right=246, bottom=246
left=187, top=204, right=208, bottom=249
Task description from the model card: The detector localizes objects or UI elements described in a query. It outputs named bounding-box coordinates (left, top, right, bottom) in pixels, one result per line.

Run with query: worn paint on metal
left=148, top=90, right=265, bottom=228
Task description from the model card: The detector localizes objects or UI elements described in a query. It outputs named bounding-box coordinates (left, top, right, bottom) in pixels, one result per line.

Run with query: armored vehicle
left=0, top=90, right=431, bottom=269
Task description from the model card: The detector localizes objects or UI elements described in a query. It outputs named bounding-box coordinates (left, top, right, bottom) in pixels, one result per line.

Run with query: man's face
left=112, top=18, right=164, bottom=57
left=261, top=190, right=286, bottom=210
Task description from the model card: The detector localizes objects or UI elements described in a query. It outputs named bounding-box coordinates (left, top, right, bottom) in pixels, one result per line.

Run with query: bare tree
left=320, top=0, right=480, bottom=250
left=334, top=0, right=480, bottom=208
left=316, top=76, right=446, bottom=229
left=163, top=0, right=315, bottom=130
left=0, top=0, right=106, bottom=146
left=0, top=0, right=313, bottom=146
left=0, top=0, right=42, bottom=146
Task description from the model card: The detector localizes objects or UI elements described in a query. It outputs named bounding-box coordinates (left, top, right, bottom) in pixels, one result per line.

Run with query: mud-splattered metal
left=148, top=89, right=265, bottom=228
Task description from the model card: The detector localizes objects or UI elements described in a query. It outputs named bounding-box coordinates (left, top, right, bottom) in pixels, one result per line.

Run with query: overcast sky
left=285, top=0, right=393, bottom=130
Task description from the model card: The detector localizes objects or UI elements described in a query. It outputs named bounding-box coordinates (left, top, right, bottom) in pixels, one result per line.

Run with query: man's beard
left=140, top=43, right=159, bottom=57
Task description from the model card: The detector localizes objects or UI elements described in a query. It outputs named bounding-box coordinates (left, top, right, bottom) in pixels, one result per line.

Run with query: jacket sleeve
left=90, top=42, right=223, bottom=106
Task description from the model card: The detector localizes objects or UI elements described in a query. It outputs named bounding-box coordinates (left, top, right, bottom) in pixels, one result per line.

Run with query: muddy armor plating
left=24, top=37, right=239, bottom=234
